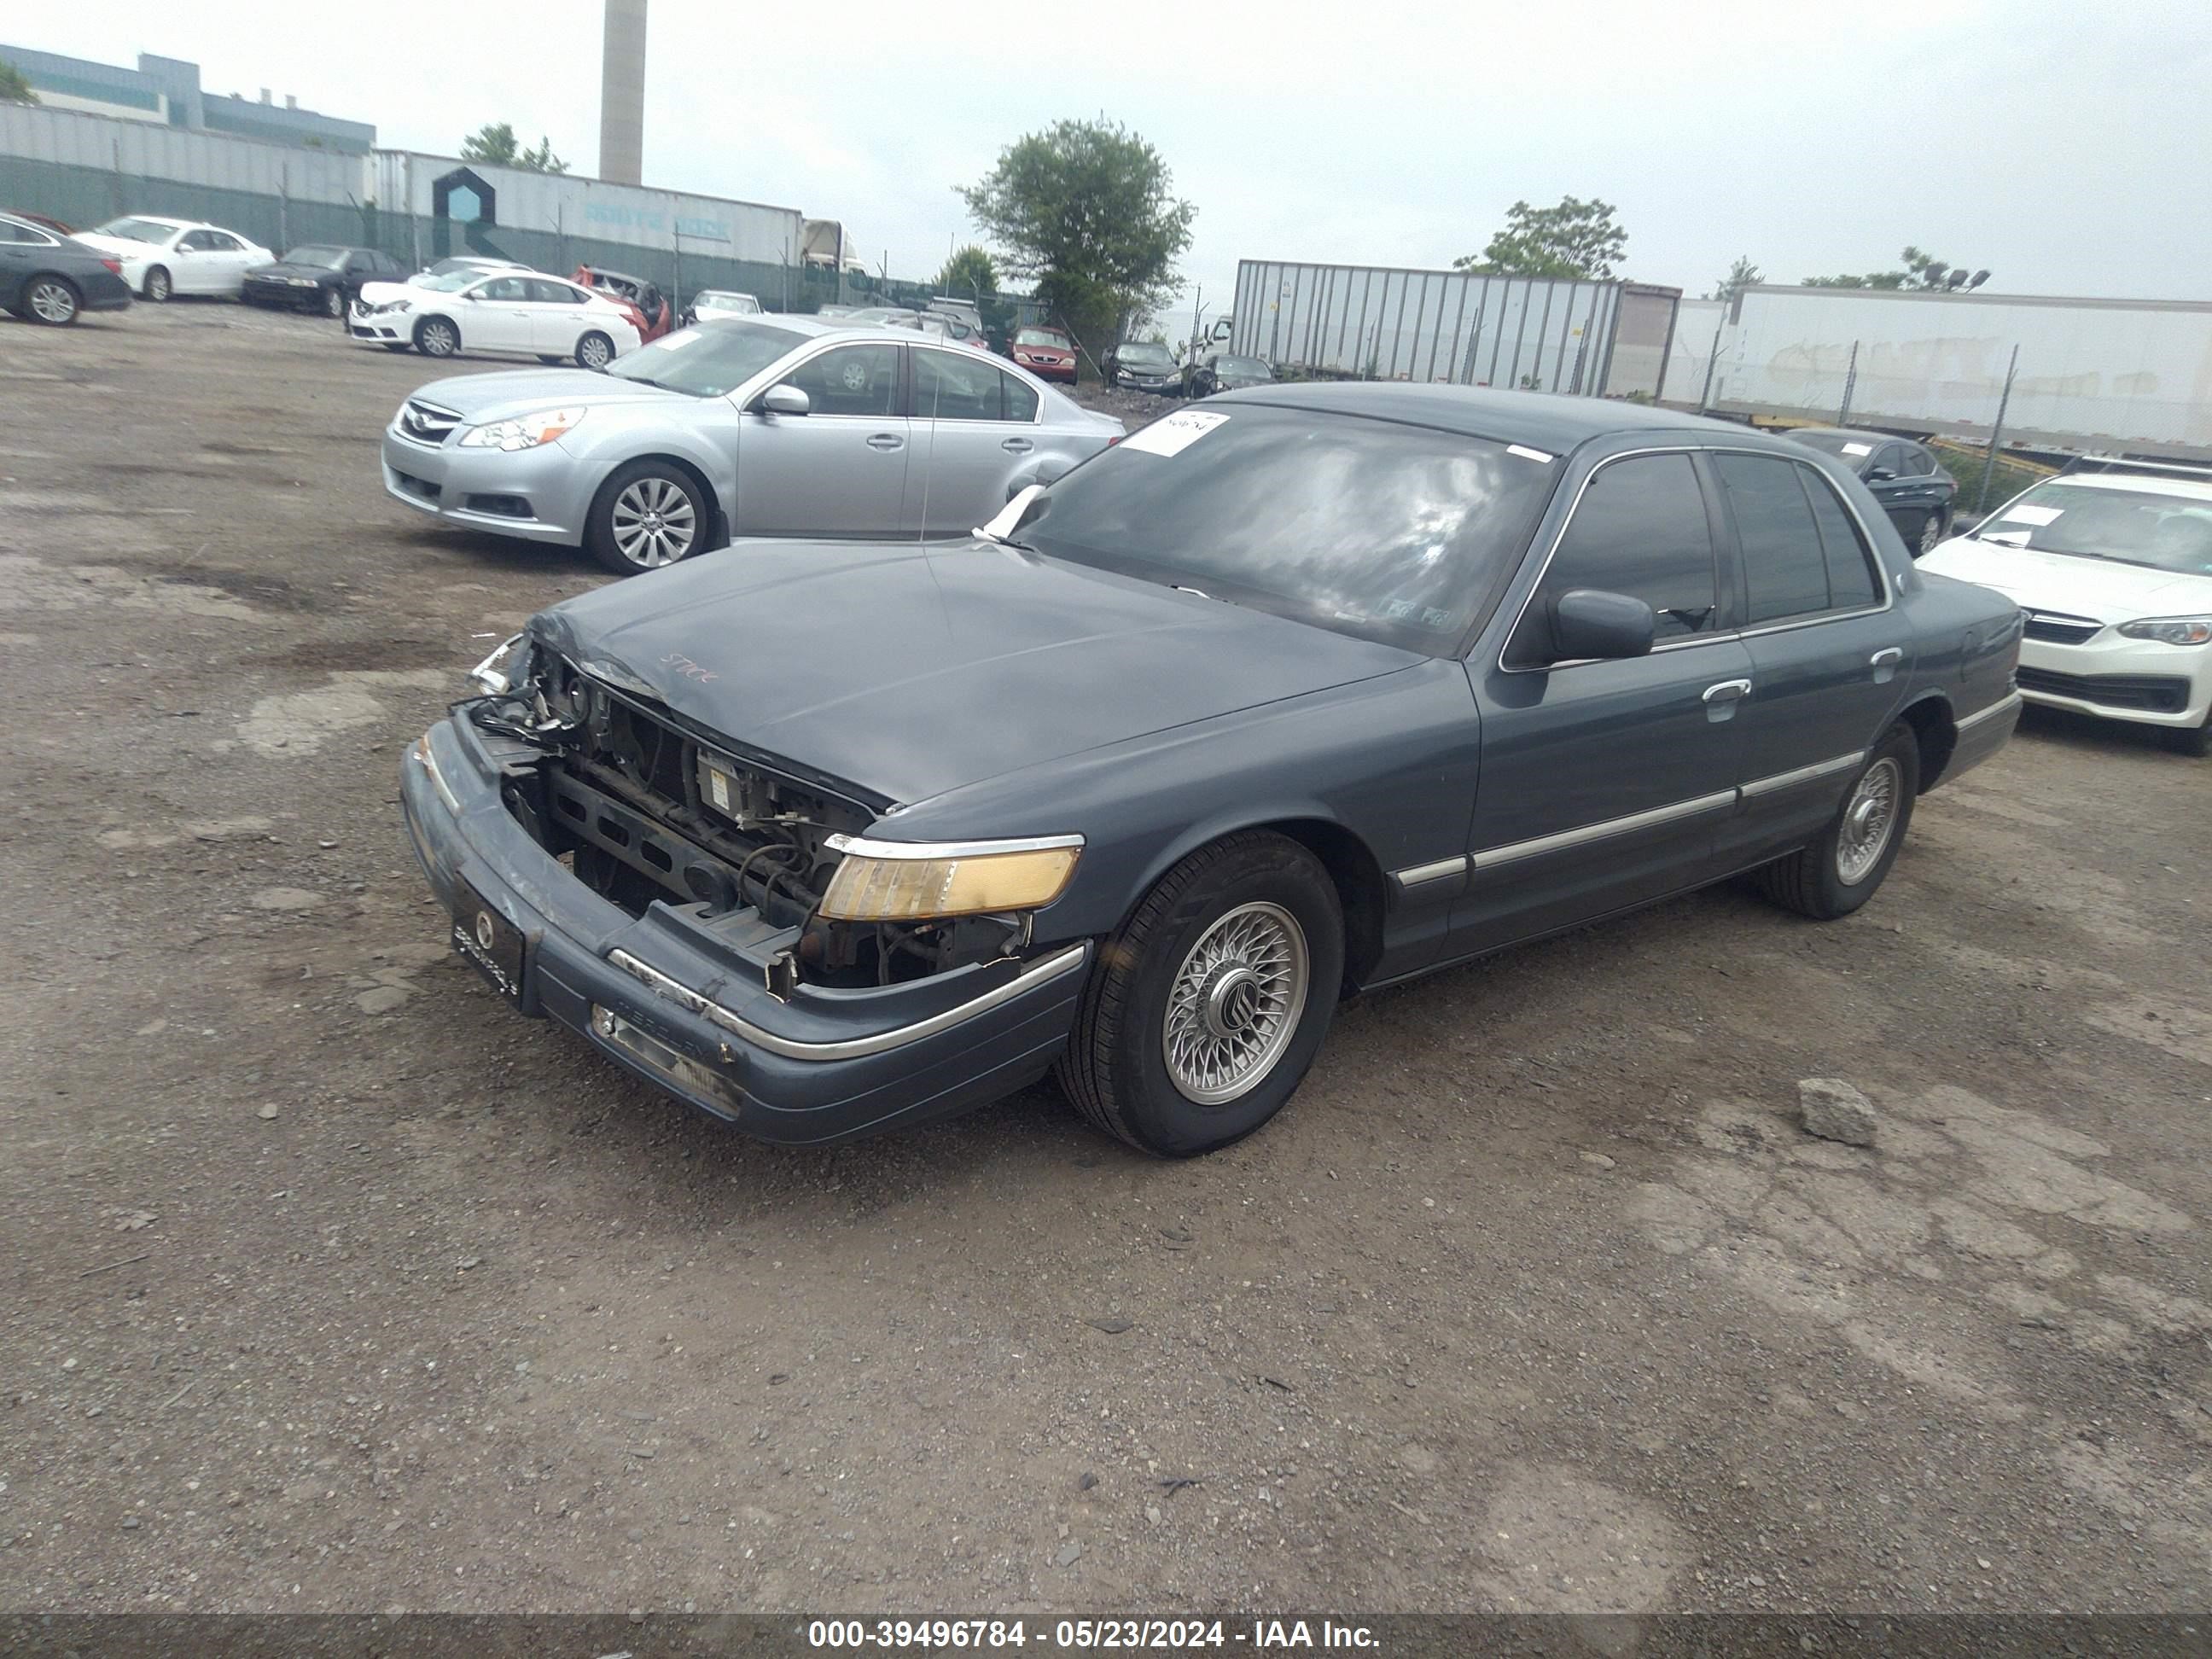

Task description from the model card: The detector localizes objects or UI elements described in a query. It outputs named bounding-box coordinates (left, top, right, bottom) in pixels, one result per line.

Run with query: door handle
left=866, top=434, right=905, bottom=451
left=1001, top=438, right=1033, bottom=453
left=1702, top=679, right=1752, bottom=703
left=1869, top=648, right=1903, bottom=667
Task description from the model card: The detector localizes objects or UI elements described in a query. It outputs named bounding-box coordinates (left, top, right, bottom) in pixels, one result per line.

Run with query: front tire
left=143, top=266, right=172, bottom=302
left=414, top=316, right=460, bottom=358
left=576, top=329, right=615, bottom=370
left=24, top=276, right=81, bottom=325
left=1755, top=725, right=1920, bottom=919
left=323, top=285, right=346, bottom=319
left=585, top=461, right=708, bottom=575
left=1057, top=831, right=1344, bottom=1157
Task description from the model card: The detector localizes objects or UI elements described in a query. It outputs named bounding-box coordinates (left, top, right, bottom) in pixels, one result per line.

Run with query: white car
left=686, top=288, right=761, bottom=323
left=1919, top=464, right=2212, bottom=755
left=72, top=215, right=272, bottom=302
left=348, top=269, right=643, bottom=370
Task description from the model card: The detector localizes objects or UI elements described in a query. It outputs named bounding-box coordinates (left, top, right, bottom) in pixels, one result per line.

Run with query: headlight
left=458, top=407, right=589, bottom=451
left=818, top=834, right=1083, bottom=922
left=288, top=276, right=317, bottom=287
left=370, top=298, right=412, bottom=315
left=469, top=633, right=528, bottom=694
left=2116, top=615, right=2212, bottom=645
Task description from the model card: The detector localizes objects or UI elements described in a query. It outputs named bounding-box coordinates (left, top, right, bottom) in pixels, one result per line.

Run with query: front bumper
left=243, top=277, right=325, bottom=311
left=2015, top=634, right=2212, bottom=730
left=379, top=423, right=591, bottom=545
left=1015, top=355, right=1075, bottom=382
left=399, top=715, right=1093, bottom=1145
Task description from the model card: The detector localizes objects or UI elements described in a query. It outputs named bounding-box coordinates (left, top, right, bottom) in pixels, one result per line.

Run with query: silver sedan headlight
left=458, top=407, right=589, bottom=451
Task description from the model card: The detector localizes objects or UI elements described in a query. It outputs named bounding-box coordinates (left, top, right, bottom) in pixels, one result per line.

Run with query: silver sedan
left=379, top=318, right=1124, bottom=574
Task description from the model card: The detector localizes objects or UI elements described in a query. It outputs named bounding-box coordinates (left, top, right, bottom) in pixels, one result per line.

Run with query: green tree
left=959, top=118, right=1195, bottom=364
left=459, top=122, right=569, bottom=174
left=1708, top=255, right=1762, bottom=303
left=0, top=58, right=38, bottom=105
left=1802, top=246, right=1988, bottom=291
left=935, top=244, right=998, bottom=298
left=1456, top=196, right=1626, bottom=280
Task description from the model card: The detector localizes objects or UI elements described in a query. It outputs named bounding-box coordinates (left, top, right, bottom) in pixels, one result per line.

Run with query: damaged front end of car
left=457, top=631, right=1071, bottom=1002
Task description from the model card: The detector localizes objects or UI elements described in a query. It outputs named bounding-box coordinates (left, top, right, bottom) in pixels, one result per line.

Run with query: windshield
left=1217, top=356, right=1272, bottom=377
left=1119, top=343, right=1173, bottom=365
left=282, top=246, right=348, bottom=270
left=1018, top=406, right=1557, bottom=653
left=1974, top=482, right=2212, bottom=573
left=1016, top=329, right=1070, bottom=347
left=93, top=217, right=175, bottom=243
left=603, top=322, right=806, bottom=397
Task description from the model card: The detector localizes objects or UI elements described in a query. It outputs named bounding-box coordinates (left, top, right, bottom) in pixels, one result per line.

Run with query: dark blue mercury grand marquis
left=401, top=385, right=2022, bottom=1156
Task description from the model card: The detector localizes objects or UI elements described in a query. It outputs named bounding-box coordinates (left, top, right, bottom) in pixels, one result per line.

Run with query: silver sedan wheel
left=26, top=279, right=78, bottom=324
left=1836, top=757, right=1902, bottom=883
left=1161, top=901, right=1310, bottom=1106
left=578, top=332, right=614, bottom=370
left=609, top=476, right=698, bottom=568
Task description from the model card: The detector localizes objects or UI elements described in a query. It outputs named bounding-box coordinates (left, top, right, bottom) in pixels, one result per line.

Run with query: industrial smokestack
left=599, top=0, right=648, bottom=186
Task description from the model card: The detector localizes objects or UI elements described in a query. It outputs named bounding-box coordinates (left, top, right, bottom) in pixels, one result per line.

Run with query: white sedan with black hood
left=379, top=317, right=1123, bottom=574
left=350, top=268, right=640, bottom=368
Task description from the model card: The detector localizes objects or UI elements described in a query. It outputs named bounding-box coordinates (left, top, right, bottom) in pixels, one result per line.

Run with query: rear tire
left=576, top=330, right=614, bottom=370
left=24, top=276, right=80, bottom=325
left=585, top=460, right=709, bottom=575
left=1057, top=831, right=1343, bottom=1157
left=143, top=266, right=172, bottom=302
left=1755, top=725, right=1919, bottom=919
left=1918, top=509, right=1950, bottom=556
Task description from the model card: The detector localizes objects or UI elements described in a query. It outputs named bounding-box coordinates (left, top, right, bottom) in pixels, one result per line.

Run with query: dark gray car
left=1786, top=427, right=1960, bottom=556
left=0, top=212, right=133, bottom=326
left=401, top=386, right=2022, bottom=1156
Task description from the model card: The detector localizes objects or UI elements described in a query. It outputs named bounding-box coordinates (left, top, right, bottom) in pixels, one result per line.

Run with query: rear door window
left=1800, top=469, right=1882, bottom=610
left=1716, top=454, right=1830, bottom=623
left=527, top=278, right=585, bottom=305
left=1000, top=371, right=1039, bottom=422
left=1521, top=452, right=1721, bottom=651
left=912, top=347, right=1002, bottom=420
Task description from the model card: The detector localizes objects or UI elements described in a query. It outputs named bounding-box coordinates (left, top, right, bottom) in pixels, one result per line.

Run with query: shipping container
left=1226, top=259, right=1683, bottom=399
left=1699, top=285, right=2212, bottom=460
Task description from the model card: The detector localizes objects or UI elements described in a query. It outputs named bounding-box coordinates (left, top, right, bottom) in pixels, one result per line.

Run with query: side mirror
left=1546, top=588, right=1656, bottom=663
left=759, top=383, right=811, bottom=416
left=1864, top=466, right=1895, bottom=483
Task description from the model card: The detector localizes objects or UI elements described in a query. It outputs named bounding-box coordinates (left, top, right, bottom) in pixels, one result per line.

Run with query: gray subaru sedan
left=402, top=386, right=2022, bottom=1155
left=380, top=317, right=1122, bottom=573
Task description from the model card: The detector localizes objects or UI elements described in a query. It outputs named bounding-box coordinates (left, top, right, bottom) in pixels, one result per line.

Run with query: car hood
left=247, top=260, right=335, bottom=280
left=405, top=369, right=686, bottom=421
left=526, top=539, right=1423, bottom=807
left=1919, top=535, right=2212, bottom=622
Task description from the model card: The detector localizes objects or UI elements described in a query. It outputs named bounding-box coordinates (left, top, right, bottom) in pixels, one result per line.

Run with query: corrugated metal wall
left=1229, top=260, right=1680, bottom=398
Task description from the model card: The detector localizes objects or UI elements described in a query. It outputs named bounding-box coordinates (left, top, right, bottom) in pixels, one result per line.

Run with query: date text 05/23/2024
left=806, top=1620, right=1380, bottom=1650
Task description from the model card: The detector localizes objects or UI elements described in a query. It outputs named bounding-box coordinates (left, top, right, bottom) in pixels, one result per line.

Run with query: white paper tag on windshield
left=2000, top=504, right=2063, bottom=525
left=1841, top=441, right=1873, bottom=456
left=1120, top=409, right=1229, bottom=457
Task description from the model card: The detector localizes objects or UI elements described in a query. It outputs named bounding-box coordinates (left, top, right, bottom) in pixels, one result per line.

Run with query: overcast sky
left=19, top=0, right=2212, bottom=323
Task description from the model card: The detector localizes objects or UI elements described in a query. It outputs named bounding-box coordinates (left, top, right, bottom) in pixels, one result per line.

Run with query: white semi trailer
left=1691, top=285, right=2212, bottom=461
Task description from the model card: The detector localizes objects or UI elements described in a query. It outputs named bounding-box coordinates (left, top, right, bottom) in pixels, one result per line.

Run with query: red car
left=1010, top=324, right=1077, bottom=384
left=573, top=265, right=672, bottom=345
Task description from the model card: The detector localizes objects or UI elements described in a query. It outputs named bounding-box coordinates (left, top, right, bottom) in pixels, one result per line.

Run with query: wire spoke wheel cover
left=1161, top=901, right=1310, bottom=1106
left=28, top=280, right=76, bottom=323
left=609, top=476, right=697, bottom=568
left=1837, top=757, right=1901, bottom=883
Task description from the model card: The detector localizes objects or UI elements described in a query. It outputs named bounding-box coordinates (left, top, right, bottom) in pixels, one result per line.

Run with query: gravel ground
left=2, top=300, right=2209, bottom=1617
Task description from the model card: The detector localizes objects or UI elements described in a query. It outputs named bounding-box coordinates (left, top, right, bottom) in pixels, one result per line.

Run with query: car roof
left=1210, top=382, right=1814, bottom=455
left=1789, top=426, right=1914, bottom=444
left=2037, top=471, right=2212, bottom=502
